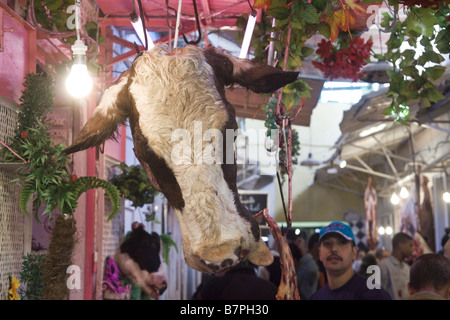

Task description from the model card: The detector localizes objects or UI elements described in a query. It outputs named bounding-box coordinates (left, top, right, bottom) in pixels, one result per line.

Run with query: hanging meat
left=419, top=175, right=436, bottom=252
left=256, top=209, right=300, bottom=300
left=364, top=177, right=379, bottom=250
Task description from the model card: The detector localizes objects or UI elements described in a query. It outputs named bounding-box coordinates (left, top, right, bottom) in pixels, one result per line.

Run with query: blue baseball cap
left=319, top=221, right=355, bottom=243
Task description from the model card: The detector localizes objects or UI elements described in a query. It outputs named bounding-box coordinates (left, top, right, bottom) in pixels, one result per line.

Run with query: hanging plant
left=31, top=0, right=104, bottom=44
left=278, top=128, right=301, bottom=175
left=312, top=36, right=373, bottom=81
left=109, top=163, right=178, bottom=265
left=399, top=0, right=445, bottom=9
left=1, top=73, right=121, bottom=221
left=240, top=0, right=449, bottom=125
left=378, top=3, right=449, bottom=123
left=109, top=162, right=159, bottom=209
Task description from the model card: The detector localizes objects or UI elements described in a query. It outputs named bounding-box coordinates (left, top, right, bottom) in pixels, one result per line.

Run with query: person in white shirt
left=377, top=232, right=414, bottom=300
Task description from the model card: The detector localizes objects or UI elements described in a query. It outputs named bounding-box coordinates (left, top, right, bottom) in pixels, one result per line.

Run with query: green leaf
left=18, top=181, right=35, bottom=216
left=435, top=27, right=450, bottom=53
left=282, top=92, right=301, bottom=109
left=298, top=3, right=320, bottom=24
left=318, top=23, right=330, bottom=39
left=267, top=6, right=290, bottom=20
left=425, top=65, right=446, bottom=80
left=404, top=8, right=437, bottom=38
left=160, top=233, right=178, bottom=265
left=402, top=65, right=418, bottom=77
left=301, top=46, right=314, bottom=58
left=418, top=50, right=444, bottom=65
left=311, top=0, right=327, bottom=10
left=423, top=87, right=445, bottom=103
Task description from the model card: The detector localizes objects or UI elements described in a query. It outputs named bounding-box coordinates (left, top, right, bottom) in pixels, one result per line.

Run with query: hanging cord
left=137, top=0, right=149, bottom=50
left=173, top=0, right=183, bottom=49
left=75, top=0, right=81, bottom=41
left=0, top=140, right=28, bottom=163
left=272, top=16, right=293, bottom=230
left=131, top=0, right=148, bottom=55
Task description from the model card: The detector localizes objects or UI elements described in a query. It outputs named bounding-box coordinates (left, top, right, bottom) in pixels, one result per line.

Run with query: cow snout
left=199, top=245, right=243, bottom=273
left=201, top=258, right=237, bottom=273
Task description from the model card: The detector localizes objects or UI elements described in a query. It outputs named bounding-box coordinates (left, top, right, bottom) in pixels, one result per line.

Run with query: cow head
left=114, top=222, right=167, bottom=299
left=64, top=44, right=299, bottom=273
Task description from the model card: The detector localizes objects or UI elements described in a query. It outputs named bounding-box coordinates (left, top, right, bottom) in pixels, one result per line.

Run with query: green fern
left=67, top=176, right=122, bottom=220
left=160, top=233, right=178, bottom=265
left=18, top=181, right=35, bottom=217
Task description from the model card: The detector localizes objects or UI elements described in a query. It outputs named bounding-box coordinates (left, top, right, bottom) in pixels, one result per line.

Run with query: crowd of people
left=192, top=222, right=450, bottom=300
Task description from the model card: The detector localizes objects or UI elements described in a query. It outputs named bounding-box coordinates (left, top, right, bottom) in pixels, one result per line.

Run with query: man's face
left=399, top=239, right=414, bottom=259
left=319, top=234, right=356, bottom=275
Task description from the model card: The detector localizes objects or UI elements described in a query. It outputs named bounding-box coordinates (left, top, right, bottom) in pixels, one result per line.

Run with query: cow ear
left=204, top=47, right=299, bottom=94
left=64, top=72, right=130, bottom=154
left=247, top=239, right=274, bottom=266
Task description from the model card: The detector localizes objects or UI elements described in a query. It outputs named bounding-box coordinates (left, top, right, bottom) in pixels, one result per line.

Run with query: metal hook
left=182, top=0, right=202, bottom=45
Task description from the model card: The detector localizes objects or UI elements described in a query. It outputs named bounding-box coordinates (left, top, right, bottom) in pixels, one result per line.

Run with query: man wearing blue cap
left=309, top=221, right=391, bottom=300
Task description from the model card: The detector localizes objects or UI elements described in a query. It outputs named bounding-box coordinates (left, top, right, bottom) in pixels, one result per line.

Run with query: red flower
left=313, top=37, right=373, bottom=81
left=71, top=174, right=77, bottom=182
left=21, top=131, right=28, bottom=139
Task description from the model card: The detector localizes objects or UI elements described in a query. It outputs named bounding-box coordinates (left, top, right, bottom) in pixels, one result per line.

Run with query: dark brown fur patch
left=126, top=77, right=185, bottom=211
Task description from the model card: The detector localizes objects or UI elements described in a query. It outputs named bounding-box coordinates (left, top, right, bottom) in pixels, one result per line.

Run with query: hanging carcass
left=64, top=44, right=299, bottom=273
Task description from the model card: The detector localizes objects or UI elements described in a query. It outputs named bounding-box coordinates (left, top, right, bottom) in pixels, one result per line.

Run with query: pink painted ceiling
left=97, top=0, right=255, bottom=33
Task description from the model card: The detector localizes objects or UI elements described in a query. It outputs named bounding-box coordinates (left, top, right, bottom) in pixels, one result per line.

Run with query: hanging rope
left=137, top=0, right=149, bottom=50
left=131, top=0, right=148, bottom=55
left=0, top=140, right=28, bottom=163
left=173, top=0, right=183, bottom=49
left=272, top=16, right=294, bottom=230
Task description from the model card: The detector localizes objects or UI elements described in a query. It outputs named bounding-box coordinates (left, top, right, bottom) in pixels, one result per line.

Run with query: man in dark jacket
left=193, top=259, right=278, bottom=300
left=309, top=221, right=391, bottom=300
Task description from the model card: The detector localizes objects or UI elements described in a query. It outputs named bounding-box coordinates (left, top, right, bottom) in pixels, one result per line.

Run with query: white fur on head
left=128, top=44, right=271, bottom=273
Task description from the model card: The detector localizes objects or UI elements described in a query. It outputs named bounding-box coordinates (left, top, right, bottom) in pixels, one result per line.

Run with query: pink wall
left=0, top=3, right=36, bottom=103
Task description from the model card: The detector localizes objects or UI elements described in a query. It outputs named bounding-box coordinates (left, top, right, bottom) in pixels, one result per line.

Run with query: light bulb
left=385, top=226, right=393, bottom=235
left=378, top=226, right=385, bottom=235
left=66, top=64, right=93, bottom=98
left=391, top=192, right=400, bottom=205
left=443, top=191, right=450, bottom=203
left=400, top=186, right=409, bottom=199
left=339, top=160, right=347, bottom=168
left=66, top=39, right=93, bottom=98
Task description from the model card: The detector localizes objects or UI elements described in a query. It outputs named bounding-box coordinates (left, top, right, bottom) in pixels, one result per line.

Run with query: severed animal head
left=114, top=223, right=167, bottom=299
left=64, top=44, right=299, bottom=273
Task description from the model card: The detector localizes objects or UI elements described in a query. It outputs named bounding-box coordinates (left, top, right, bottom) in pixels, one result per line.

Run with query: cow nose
left=221, top=258, right=234, bottom=268
left=159, top=281, right=167, bottom=295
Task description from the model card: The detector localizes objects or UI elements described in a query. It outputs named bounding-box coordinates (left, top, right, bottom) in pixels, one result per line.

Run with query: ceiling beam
left=372, top=135, right=400, bottom=179
left=199, top=0, right=212, bottom=24
left=344, top=163, right=397, bottom=181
